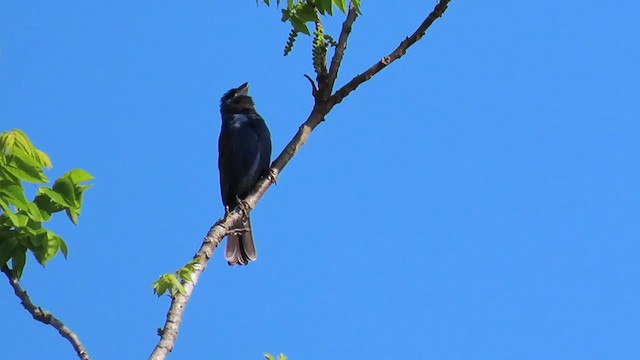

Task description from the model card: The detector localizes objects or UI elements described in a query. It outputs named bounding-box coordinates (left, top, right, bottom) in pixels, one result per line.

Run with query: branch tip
left=2, top=265, right=92, bottom=360
left=303, top=74, right=319, bottom=97
left=324, top=2, right=359, bottom=98
left=329, top=0, right=451, bottom=106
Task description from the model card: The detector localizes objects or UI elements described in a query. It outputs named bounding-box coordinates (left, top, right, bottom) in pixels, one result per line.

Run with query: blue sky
left=2, top=1, right=639, bottom=359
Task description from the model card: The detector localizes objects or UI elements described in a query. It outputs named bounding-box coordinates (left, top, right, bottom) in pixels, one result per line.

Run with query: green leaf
left=318, top=0, right=333, bottom=15
left=0, top=129, right=51, bottom=169
left=296, top=2, right=318, bottom=22
left=265, top=354, right=276, bottom=360
left=74, top=184, right=92, bottom=208
left=0, top=182, right=29, bottom=210
left=177, top=259, right=199, bottom=283
left=153, top=272, right=188, bottom=297
left=290, top=16, right=311, bottom=35
left=180, top=270, right=194, bottom=283
left=152, top=274, right=174, bottom=297
left=12, top=130, right=51, bottom=167
left=168, top=274, right=186, bottom=296
left=33, top=192, right=62, bottom=220
left=26, top=227, right=48, bottom=249
left=44, top=231, right=62, bottom=264
left=177, top=266, right=191, bottom=282
left=25, top=201, right=43, bottom=222
left=12, top=213, right=29, bottom=227
left=59, top=237, right=68, bottom=259
left=63, top=168, right=94, bottom=184
left=352, top=0, right=361, bottom=13
left=21, top=219, right=42, bottom=234
left=4, top=149, right=48, bottom=183
left=0, top=166, right=19, bottom=183
left=11, top=129, right=38, bottom=153
left=34, top=231, right=60, bottom=266
left=0, top=233, right=18, bottom=266
left=0, top=197, right=10, bottom=212
left=53, top=177, right=77, bottom=208
left=0, top=131, right=14, bottom=154
left=65, top=208, right=79, bottom=225
left=35, top=149, right=52, bottom=168
left=0, top=183, right=42, bottom=222
left=12, top=145, right=46, bottom=173
left=1, top=130, right=19, bottom=153
left=333, top=0, right=347, bottom=13
left=278, top=353, right=288, bottom=360
left=11, top=246, right=27, bottom=279
left=38, top=186, right=72, bottom=208
left=0, top=198, right=19, bottom=225
left=152, top=282, right=165, bottom=297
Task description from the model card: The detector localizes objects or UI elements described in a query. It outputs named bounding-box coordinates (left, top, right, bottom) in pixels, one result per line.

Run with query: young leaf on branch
left=152, top=258, right=200, bottom=297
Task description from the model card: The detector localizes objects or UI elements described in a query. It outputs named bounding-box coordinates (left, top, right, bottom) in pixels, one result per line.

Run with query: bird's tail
left=225, top=216, right=257, bottom=266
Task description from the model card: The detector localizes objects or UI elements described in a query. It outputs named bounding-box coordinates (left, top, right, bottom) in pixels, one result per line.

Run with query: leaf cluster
left=265, top=353, right=288, bottom=360
left=259, top=0, right=361, bottom=73
left=152, top=258, right=200, bottom=297
left=0, top=129, right=93, bottom=278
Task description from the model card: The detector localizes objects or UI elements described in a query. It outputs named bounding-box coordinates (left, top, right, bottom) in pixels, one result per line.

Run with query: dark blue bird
left=219, top=83, right=272, bottom=266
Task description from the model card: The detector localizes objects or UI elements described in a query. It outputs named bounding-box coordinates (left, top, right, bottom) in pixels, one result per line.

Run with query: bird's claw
left=267, top=168, right=278, bottom=185
left=229, top=225, right=250, bottom=235
left=235, top=196, right=250, bottom=218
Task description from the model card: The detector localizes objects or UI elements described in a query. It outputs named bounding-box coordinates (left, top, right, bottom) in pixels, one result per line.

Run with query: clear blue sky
left=2, top=1, right=639, bottom=359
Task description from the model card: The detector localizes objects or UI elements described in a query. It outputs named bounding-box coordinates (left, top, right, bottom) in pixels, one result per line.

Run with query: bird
left=218, top=82, right=272, bottom=266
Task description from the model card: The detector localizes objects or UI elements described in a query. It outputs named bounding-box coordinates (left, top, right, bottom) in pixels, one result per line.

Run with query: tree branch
left=149, top=107, right=326, bottom=360
left=149, top=2, right=452, bottom=358
left=2, top=265, right=91, bottom=360
left=329, top=0, right=451, bottom=107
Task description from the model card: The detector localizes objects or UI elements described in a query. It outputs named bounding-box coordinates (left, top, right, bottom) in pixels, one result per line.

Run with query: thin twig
left=324, top=2, right=358, bottom=99
left=303, top=74, right=319, bottom=97
left=329, top=0, right=451, bottom=107
left=149, top=1, right=452, bottom=358
left=2, top=265, right=91, bottom=360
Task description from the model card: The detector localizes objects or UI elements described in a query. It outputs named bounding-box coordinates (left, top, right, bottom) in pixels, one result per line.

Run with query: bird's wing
left=219, top=114, right=262, bottom=207
left=253, top=114, right=273, bottom=171
left=230, top=124, right=262, bottom=186
left=218, top=123, right=234, bottom=207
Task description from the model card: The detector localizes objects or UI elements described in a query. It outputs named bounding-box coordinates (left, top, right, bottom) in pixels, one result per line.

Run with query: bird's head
left=220, top=82, right=255, bottom=113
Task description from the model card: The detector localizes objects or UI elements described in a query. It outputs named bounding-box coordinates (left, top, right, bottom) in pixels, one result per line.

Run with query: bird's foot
left=265, top=168, right=278, bottom=185
left=235, top=196, right=251, bottom=218
left=229, top=225, right=250, bottom=235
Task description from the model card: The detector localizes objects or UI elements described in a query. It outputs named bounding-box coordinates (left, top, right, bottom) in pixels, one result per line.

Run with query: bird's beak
left=236, top=82, right=250, bottom=96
